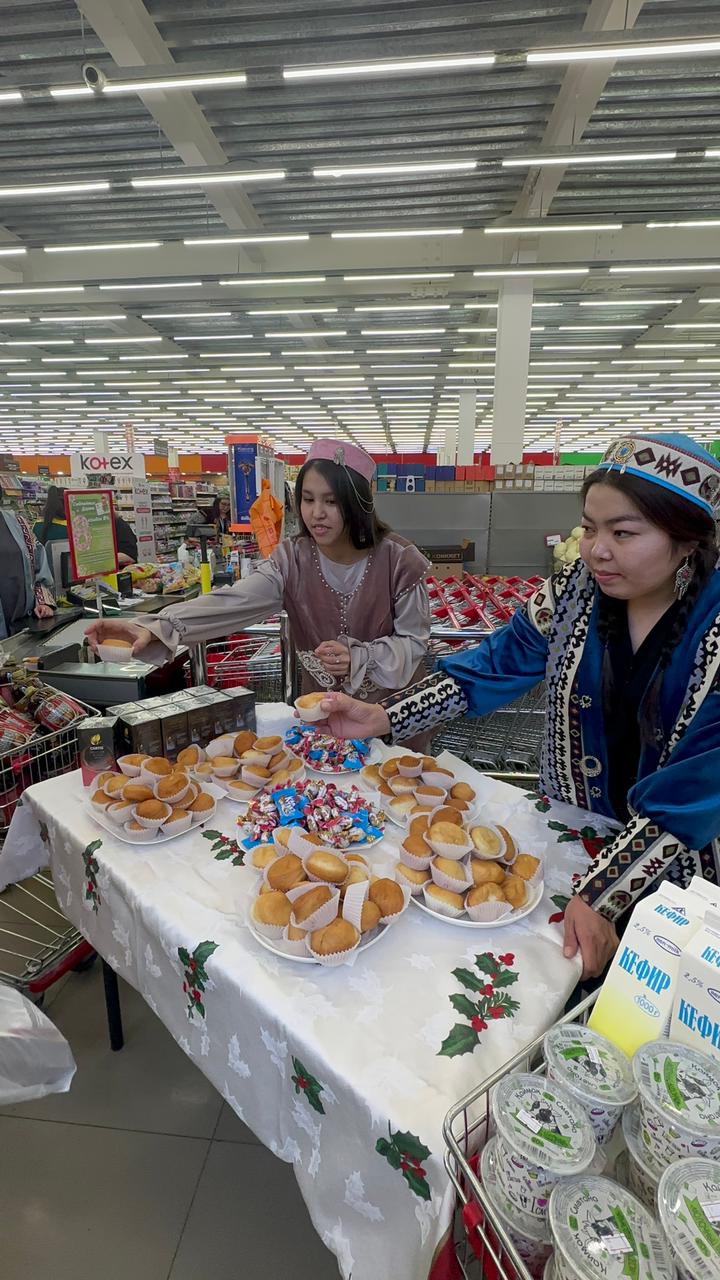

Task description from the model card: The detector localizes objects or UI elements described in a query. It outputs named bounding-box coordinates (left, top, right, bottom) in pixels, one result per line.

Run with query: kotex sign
left=70, top=452, right=146, bottom=480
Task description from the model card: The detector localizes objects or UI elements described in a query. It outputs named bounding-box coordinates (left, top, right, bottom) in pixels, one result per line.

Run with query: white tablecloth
left=0, top=734, right=621, bottom=1280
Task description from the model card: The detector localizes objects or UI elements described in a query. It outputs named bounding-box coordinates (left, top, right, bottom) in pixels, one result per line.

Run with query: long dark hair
left=38, top=485, right=66, bottom=544
left=581, top=467, right=717, bottom=745
left=208, top=495, right=230, bottom=527
left=295, top=458, right=389, bottom=550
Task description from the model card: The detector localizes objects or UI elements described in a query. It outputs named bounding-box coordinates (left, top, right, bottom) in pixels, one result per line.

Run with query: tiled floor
left=0, top=964, right=340, bottom=1280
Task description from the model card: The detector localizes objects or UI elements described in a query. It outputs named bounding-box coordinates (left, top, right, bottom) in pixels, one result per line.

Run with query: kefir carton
left=589, top=883, right=703, bottom=1057
left=671, top=907, right=720, bottom=1063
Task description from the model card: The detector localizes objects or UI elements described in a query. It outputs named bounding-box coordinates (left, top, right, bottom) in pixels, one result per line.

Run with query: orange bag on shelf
left=249, top=479, right=283, bottom=559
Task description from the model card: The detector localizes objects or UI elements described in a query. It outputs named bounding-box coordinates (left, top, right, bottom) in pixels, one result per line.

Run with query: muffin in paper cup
left=465, top=895, right=514, bottom=924
left=206, top=734, right=238, bottom=760
left=287, top=827, right=322, bottom=858
left=277, top=925, right=309, bottom=957
left=160, top=809, right=192, bottom=837
left=413, top=785, right=446, bottom=810
left=399, top=839, right=432, bottom=871
left=153, top=775, right=192, bottom=807
left=373, top=880, right=410, bottom=925
left=122, top=821, right=157, bottom=843
left=340, top=880, right=371, bottom=932
left=421, top=883, right=466, bottom=919
left=106, top=799, right=135, bottom=825
left=388, top=775, right=417, bottom=796
left=241, top=763, right=272, bottom=789
left=250, top=898, right=287, bottom=940
left=302, top=848, right=349, bottom=886
left=188, top=796, right=217, bottom=826
left=395, top=863, right=430, bottom=896
left=420, top=767, right=453, bottom=791
left=117, top=754, right=149, bottom=777
left=386, top=795, right=416, bottom=827
left=272, top=825, right=296, bottom=850
left=427, top=828, right=473, bottom=860
left=267, top=751, right=290, bottom=775
left=249, top=843, right=279, bottom=873
left=468, top=823, right=508, bottom=861
left=97, top=642, right=137, bottom=664
left=211, top=758, right=240, bottom=780
left=224, top=778, right=260, bottom=804
left=131, top=802, right=172, bottom=830
left=288, top=882, right=340, bottom=932
left=306, top=931, right=361, bottom=967
left=294, top=693, right=328, bottom=724
left=395, top=754, right=423, bottom=778
left=104, top=774, right=129, bottom=800
left=430, top=856, right=472, bottom=894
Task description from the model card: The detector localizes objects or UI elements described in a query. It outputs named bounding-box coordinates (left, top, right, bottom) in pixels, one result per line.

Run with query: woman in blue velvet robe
left=322, top=432, right=720, bottom=978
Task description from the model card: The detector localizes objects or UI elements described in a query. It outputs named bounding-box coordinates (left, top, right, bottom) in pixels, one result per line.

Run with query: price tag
left=517, top=1108, right=542, bottom=1134
left=587, top=1046, right=603, bottom=1067
left=603, top=1235, right=633, bottom=1255
left=545, top=533, right=562, bottom=547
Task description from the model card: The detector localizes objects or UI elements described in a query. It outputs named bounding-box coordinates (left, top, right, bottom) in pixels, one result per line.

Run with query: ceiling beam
left=76, top=0, right=265, bottom=265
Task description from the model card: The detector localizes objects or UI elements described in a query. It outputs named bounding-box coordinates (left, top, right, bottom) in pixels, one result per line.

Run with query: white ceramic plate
left=84, top=782, right=226, bottom=846
left=248, top=920, right=389, bottom=964
left=409, top=878, right=545, bottom=928
left=284, top=732, right=382, bottom=777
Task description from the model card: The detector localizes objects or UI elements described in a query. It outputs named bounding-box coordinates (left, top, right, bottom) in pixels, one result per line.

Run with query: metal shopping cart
left=0, top=699, right=100, bottom=1001
left=443, top=993, right=597, bottom=1280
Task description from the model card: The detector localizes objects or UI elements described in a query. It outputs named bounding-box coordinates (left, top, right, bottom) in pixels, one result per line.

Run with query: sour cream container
left=549, top=1175, right=675, bottom=1280
left=621, top=1102, right=664, bottom=1212
left=491, top=1073, right=597, bottom=1220
left=480, top=1137, right=553, bottom=1280
left=544, top=1023, right=636, bottom=1146
left=633, top=1039, right=720, bottom=1165
left=657, top=1156, right=720, bottom=1280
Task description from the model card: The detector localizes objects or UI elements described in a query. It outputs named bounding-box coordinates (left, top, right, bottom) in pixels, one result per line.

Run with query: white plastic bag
left=0, top=982, right=76, bottom=1104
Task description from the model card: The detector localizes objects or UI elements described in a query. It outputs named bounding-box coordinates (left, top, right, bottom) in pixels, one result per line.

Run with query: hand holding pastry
left=318, top=692, right=391, bottom=741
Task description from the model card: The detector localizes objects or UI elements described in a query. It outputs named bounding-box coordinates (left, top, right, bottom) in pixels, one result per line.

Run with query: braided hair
left=582, top=467, right=717, bottom=747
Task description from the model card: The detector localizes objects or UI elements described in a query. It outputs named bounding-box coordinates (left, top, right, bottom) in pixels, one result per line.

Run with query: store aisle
left=0, top=966, right=339, bottom=1280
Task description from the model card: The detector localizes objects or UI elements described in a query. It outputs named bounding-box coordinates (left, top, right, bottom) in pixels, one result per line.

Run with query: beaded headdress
left=597, top=433, right=720, bottom=517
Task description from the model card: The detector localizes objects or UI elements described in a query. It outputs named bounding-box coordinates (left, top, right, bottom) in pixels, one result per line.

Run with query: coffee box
left=77, top=715, right=119, bottom=787
left=118, top=709, right=163, bottom=758
left=155, top=705, right=190, bottom=761
left=219, top=686, right=256, bottom=734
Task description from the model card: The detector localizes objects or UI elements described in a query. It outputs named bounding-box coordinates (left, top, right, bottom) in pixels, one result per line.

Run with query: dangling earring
left=674, top=555, right=693, bottom=599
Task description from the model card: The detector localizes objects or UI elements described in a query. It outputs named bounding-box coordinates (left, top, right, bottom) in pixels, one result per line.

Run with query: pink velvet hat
left=305, top=438, right=375, bottom=483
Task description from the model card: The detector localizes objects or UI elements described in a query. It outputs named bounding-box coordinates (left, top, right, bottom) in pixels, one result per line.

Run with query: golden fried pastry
left=432, top=805, right=463, bottom=827
left=470, top=826, right=504, bottom=859
left=470, top=860, right=506, bottom=887
left=425, top=884, right=464, bottom=911
left=409, top=814, right=430, bottom=837
left=468, top=884, right=507, bottom=907
left=360, top=901, right=382, bottom=934
left=497, top=824, right=518, bottom=863
left=513, top=854, right=540, bottom=881
left=306, top=851, right=348, bottom=884
left=396, top=864, right=431, bottom=890
left=143, top=757, right=173, bottom=778
left=293, top=886, right=333, bottom=923
left=451, top=782, right=475, bottom=803
left=122, top=781, right=154, bottom=805
left=429, top=821, right=468, bottom=848
left=177, top=745, right=204, bottom=767
left=504, top=875, right=528, bottom=909
left=402, top=835, right=430, bottom=858
left=250, top=844, right=278, bottom=871
left=267, top=853, right=306, bottom=892
left=255, top=735, right=283, bottom=754
left=233, top=730, right=257, bottom=757
left=362, top=764, right=382, bottom=787
left=379, top=759, right=400, bottom=779
left=296, top=692, right=325, bottom=709
left=446, top=796, right=471, bottom=813
left=368, top=878, right=405, bottom=918
left=310, top=919, right=360, bottom=955
left=433, top=856, right=469, bottom=883
left=253, top=891, right=292, bottom=927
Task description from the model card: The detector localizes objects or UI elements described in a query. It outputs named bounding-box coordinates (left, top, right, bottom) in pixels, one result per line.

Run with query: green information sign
left=64, top=488, right=119, bottom=581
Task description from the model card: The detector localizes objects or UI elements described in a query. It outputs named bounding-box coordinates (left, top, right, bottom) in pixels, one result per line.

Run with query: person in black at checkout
left=113, top=514, right=138, bottom=567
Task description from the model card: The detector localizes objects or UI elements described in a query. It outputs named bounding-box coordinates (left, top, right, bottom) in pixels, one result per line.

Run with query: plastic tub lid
left=658, top=1157, right=720, bottom=1279
left=492, top=1073, right=597, bottom=1176
left=633, top=1040, right=720, bottom=1137
left=621, top=1103, right=665, bottom=1184
left=544, top=1024, right=636, bottom=1109
left=480, top=1137, right=551, bottom=1244
left=549, top=1175, right=675, bottom=1280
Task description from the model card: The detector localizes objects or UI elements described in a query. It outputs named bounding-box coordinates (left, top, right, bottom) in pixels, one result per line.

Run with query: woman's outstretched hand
left=317, top=692, right=391, bottom=741
left=85, top=619, right=152, bottom=657
left=563, top=895, right=619, bottom=980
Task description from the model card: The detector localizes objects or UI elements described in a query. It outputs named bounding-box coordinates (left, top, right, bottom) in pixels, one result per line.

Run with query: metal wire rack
left=202, top=634, right=284, bottom=704
left=0, top=696, right=100, bottom=998
left=433, top=686, right=546, bottom=782
left=443, top=992, right=597, bottom=1280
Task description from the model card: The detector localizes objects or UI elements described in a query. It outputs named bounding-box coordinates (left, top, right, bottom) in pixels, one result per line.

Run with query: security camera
left=82, top=62, right=107, bottom=92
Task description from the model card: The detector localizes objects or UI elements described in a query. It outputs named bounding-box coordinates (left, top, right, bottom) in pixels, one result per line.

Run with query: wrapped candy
left=240, top=777, right=385, bottom=850
left=283, top=727, right=371, bottom=774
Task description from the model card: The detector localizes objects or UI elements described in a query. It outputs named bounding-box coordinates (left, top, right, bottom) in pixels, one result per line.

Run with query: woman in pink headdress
left=86, top=439, right=431, bottom=706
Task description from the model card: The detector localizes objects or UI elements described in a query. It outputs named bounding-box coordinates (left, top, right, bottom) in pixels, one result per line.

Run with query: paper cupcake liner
left=386, top=801, right=415, bottom=828
left=306, top=935, right=361, bottom=966
left=267, top=753, right=291, bottom=775
left=517, top=863, right=544, bottom=891
left=272, top=826, right=295, bottom=850
left=302, top=849, right=349, bottom=885
left=122, top=822, right=157, bottom=843
left=277, top=927, right=309, bottom=957
left=131, top=803, right=172, bottom=830
left=241, top=748, right=274, bottom=767
left=428, top=834, right=473, bottom=860
left=287, top=827, right=320, bottom=858
left=378, top=761, right=400, bottom=782
left=250, top=905, right=287, bottom=940
left=117, top=755, right=147, bottom=777
left=468, top=823, right=507, bottom=861
left=97, top=643, right=136, bottom=664
left=153, top=777, right=191, bottom=806
left=399, top=842, right=433, bottom=871
left=161, top=811, right=193, bottom=837
left=361, top=766, right=383, bottom=789
left=420, top=769, right=453, bottom=792
left=242, top=765, right=272, bottom=788
left=412, top=788, right=447, bottom=809
left=189, top=799, right=217, bottom=826
left=190, top=764, right=216, bottom=785
left=388, top=777, right=417, bottom=797
left=395, top=865, right=429, bottom=896
left=466, top=898, right=514, bottom=923
left=294, top=700, right=327, bottom=724
left=285, top=757, right=304, bottom=775
left=341, top=880, right=370, bottom=931
left=104, top=779, right=130, bottom=802
left=206, top=735, right=238, bottom=760
left=396, top=758, right=423, bottom=778
left=224, top=780, right=261, bottom=803
left=421, top=884, right=466, bottom=918
left=345, top=852, right=369, bottom=870
left=106, top=800, right=135, bottom=825
left=140, top=765, right=174, bottom=788
left=212, top=762, right=240, bottom=780
left=430, top=858, right=472, bottom=894
left=288, top=882, right=340, bottom=932
left=254, top=737, right=284, bottom=756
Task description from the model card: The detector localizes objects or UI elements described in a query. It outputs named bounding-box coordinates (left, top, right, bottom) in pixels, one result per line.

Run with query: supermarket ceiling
left=1, top=0, right=720, bottom=456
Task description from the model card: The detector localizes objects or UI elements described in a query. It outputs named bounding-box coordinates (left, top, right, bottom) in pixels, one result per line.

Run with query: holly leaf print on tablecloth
left=291, top=1056, right=325, bottom=1115
left=178, top=940, right=218, bottom=1019
left=439, top=952, right=520, bottom=1058
left=376, top=1125, right=431, bottom=1201
left=548, top=893, right=570, bottom=926
left=82, top=838, right=102, bottom=912
left=202, top=829, right=245, bottom=866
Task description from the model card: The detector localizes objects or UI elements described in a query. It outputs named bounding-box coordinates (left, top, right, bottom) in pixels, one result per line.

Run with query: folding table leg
left=102, top=959, right=124, bottom=1051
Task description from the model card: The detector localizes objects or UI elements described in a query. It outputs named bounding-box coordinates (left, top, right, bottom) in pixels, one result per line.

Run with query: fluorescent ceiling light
left=315, top=161, right=476, bottom=178
left=344, top=271, right=454, bottom=282
left=248, top=307, right=338, bottom=315
left=44, top=240, right=161, bottom=254
left=3, top=339, right=73, bottom=346
left=0, top=91, right=23, bottom=103
left=503, top=151, right=675, bottom=168
left=38, top=314, right=125, bottom=322
left=118, top=353, right=188, bottom=361
left=665, top=322, right=720, bottom=329
left=636, top=342, right=715, bottom=348
left=611, top=264, right=720, bottom=274
left=360, top=328, right=445, bottom=335
left=0, top=246, right=26, bottom=257
left=647, top=219, right=720, bottom=229
left=99, top=281, right=203, bottom=291
left=0, top=318, right=29, bottom=324
left=366, top=346, right=441, bottom=354
left=131, top=170, right=284, bottom=190
left=105, top=71, right=247, bottom=94
left=184, top=234, right=309, bottom=246
left=558, top=324, right=646, bottom=331
left=473, top=267, right=588, bottom=277
left=485, top=221, right=621, bottom=234
left=700, top=297, right=720, bottom=303
left=84, top=337, right=162, bottom=345
left=354, top=304, right=450, bottom=312
left=543, top=344, right=622, bottom=351
left=0, top=285, right=84, bottom=296
left=220, top=276, right=325, bottom=286
left=174, top=333, right=253, bottom=341
left=331, top=228, right=462, bottom=239
left=0, top=180, right=111, bottom=197
left=265, top=329, right=346, bottom=338
left=283, top=54, right=495, bottom=81
left=528, top=38, right=720, bottom=64
left=580, top=298, right=683, bottom=306
left=281, top=348, right=354, bottom=355
left=141, top=310, right=231, bottom=320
